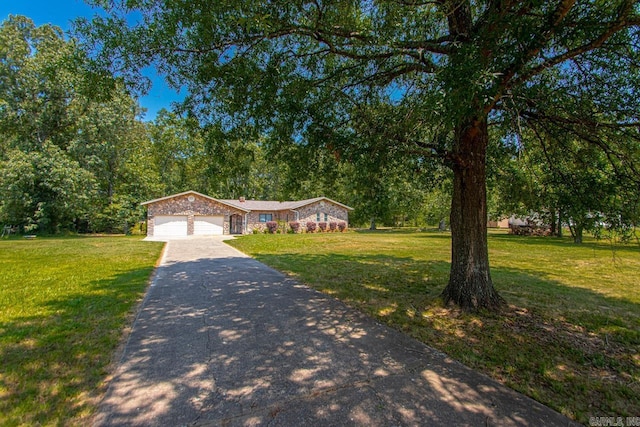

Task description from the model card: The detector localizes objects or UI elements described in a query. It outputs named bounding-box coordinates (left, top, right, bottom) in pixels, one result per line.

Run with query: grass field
left=0, top=236, right=164, bottom=426
left=228, top=229, right=640, bottom=424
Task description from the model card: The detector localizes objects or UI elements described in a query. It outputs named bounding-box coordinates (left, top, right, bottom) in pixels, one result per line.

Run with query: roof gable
left=289, top=197, right=354, bottom=211
left=140, top=190, right=251, bottom=212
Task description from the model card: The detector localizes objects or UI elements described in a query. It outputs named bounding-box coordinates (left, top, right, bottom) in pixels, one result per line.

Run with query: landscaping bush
left=318, top=222, right=327, bottom=232
left=338, top=221, right=347, bottom=232
left=289, top=221, right=300, bottom=233
left=329, top=221, right=338, bottom=232
left=266, top=221, right=278, bottom=234
left=306, top=221, right=317, bottom=233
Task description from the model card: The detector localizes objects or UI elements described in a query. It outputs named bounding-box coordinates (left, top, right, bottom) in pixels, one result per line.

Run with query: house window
left=324, top=213, right=328, bottom=222
left=316, top=213, right=320, bottom=222
left=259, top=213, right=273, bottom=223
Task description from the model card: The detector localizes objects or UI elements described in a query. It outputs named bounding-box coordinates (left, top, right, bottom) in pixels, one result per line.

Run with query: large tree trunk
left=441, top=117, right=504, bottom=311
left=569, top=222, right=583, bottom=243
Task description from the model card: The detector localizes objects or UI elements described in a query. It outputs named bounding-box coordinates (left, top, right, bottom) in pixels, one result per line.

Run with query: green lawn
left=0, top=236, right=164, bottom=426
left=228, top=229, right=640, bottom=424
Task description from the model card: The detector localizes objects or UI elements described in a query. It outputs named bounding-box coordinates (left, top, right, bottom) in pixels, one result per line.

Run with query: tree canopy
left=76, top=0, right=640, bottom=310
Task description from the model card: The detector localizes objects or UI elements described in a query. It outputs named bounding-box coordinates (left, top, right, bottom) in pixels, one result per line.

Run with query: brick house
left=141, top=190, right=353, bottom=237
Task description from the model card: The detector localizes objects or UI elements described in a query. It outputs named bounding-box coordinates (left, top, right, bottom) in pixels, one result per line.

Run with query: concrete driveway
left=94, top=236, right=577, bottom=426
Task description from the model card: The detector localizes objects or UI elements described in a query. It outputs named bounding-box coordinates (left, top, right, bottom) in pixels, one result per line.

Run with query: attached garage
left=142, top=191, right=249, bottom=237
left=154, top=215, right=188, bottom=236
left=193, top=216, right=224, bottom=235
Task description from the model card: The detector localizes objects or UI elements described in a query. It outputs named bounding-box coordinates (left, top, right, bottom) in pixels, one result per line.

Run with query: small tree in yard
left=80, top=1, right=640, bottom=311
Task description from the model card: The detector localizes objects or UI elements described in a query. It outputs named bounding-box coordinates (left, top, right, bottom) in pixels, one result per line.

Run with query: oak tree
left=78, top=1, right=640, bottom=310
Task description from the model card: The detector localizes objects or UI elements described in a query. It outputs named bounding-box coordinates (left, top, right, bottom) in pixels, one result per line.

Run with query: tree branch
left=512, top=1, right=639, bottom=85
left=483, top=0, right=577, bottom=113
left=522, top=109, right=640, bottom=181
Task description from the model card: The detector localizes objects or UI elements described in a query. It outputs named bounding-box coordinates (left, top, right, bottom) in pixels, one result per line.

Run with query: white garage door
left=194, top=216, right=224, bottom=235
left=154, top=216, right=188, bottom=236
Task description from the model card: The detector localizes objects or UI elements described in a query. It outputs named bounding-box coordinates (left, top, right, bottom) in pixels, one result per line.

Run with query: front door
left=230, top=214, right=243, bottom=234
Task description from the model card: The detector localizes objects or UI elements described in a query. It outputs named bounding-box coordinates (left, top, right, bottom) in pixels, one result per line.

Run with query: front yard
left=0, top=236, right=163, bottom=426
left=228, top=230, right=640, bottom=425
left=1, top=231, right=637, bottom=425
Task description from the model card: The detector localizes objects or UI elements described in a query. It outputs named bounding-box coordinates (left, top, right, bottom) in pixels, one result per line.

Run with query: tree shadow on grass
left=489, top=232, right=640, bottom=253
left=353, top=227, right=441, bottom=234
left=385, top=228, right=640, bottom=255
left=0, top=267, right=154, bottom=426
left=253, top=251, right=640, bottom=423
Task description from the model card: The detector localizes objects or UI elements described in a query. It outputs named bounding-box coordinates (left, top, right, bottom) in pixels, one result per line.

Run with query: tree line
left=2, top=14, right=639, bottom=239
left=0, top=15, right=444, bottom=234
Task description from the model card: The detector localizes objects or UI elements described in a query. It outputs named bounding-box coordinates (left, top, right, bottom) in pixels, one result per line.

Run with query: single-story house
left=141, top=190, right=353, bottom=237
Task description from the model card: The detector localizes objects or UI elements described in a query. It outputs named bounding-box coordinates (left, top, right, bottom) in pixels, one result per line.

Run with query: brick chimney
left=239, top=197, right=245, bottom=203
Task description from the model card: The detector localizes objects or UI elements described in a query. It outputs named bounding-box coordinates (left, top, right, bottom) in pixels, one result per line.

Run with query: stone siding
left=295, top=200, right=349, bottom=229
left=244, top=201, right=350, bottom=233
left=147, top=193, right=246, bottom=235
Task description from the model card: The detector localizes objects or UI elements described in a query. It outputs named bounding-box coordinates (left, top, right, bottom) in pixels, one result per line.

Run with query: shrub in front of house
left=266, top=221, right=278, bottom=234
left=306, top=221, right=317, bottom=233
left=318, top=222, right=327, bottom=232
left=338, top=221, right=347, bottom=232
left=289, top=221, right=300, bottom=233
left=329, top=221, right=337, bottom=232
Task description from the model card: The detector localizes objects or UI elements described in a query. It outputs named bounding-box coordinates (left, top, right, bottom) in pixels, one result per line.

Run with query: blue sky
left=1, top=0, right=183, bottom=121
